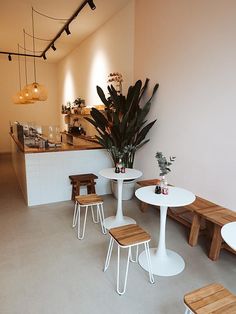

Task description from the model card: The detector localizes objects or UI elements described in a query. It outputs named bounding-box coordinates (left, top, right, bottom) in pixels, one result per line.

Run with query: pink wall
left=134, top=0, right=236, bottom=210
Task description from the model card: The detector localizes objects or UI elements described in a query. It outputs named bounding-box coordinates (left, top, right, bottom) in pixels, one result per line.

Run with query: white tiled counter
left=11, top=137, right=112, bottom=206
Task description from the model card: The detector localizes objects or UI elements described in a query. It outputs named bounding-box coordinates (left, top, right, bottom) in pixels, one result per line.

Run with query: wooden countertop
left=10, top=133, right=102, bottom=154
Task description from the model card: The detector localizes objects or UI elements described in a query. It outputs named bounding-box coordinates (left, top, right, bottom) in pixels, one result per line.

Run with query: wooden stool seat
left=184, top=283, right=236, bottom=313
left=69, top=173, right=98, bottom=200
left=75, top=194, right=103, bottom=205
left=109, top=224, right=151, bottom=247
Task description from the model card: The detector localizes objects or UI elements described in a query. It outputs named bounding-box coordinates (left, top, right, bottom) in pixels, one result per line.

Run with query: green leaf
left=96, top=86, right=111, bottom=107
left=135, top=120, right=157, bottom=145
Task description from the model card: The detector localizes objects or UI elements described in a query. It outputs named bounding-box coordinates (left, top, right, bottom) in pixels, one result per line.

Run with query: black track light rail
left=0, top=0, right=96, bottom=60
left=0, top=51, right=41, bottom=58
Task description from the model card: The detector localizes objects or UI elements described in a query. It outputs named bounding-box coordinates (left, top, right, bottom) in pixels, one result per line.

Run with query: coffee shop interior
left=0, top=0, right=236, bottom=313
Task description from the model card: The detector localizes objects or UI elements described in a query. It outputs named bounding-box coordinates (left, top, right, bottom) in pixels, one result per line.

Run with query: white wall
left=134, top=0, right=236, bottom=210
left=57, top=1, right=134, bottom=133
left=0, top=57, right=59, bottom=152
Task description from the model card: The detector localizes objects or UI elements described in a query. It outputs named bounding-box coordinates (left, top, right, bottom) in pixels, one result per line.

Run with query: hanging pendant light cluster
left=9, top=0, right=96, bottom=104
left=13, top=10, right=47, bottom=104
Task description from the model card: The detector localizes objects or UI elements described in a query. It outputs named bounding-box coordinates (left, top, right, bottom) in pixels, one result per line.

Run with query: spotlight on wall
left=51, top=43, right=56, bottom=51
left=88, top=0, right=96, bottom=10
left=42, top=53, right=47, bottom=60
left=8, top=54, right=12, bottom=61
left=65, top=25, right=71, bottom=35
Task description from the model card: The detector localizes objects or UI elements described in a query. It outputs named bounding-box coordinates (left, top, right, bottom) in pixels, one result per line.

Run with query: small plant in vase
left=155, top=152, right=176, bottom=194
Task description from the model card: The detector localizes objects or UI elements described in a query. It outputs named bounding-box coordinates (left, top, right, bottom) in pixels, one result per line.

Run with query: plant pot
left=111, top=179, right=135, bottom=200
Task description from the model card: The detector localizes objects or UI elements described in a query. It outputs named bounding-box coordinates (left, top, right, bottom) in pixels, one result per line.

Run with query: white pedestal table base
left=139, top=248, right=185, bottom=276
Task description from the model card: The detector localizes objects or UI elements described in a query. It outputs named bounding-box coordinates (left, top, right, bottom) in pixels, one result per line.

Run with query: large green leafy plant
left=85, top=79, right=159, bottom=168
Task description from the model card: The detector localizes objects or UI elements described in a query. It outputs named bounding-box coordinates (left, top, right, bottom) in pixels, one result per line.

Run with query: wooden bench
left=192, top=206, right=236, bottom=260
left=184, top=283, right=236, bottom=313
left=69, top=173, right=98, bottom=201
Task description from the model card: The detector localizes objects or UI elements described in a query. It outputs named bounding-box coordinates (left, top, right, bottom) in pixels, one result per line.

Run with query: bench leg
left=189, top=214, right=201, bottom=246
left=209, top=224, right=222, bottom=261
left=140, top=201, right=148, bottom=212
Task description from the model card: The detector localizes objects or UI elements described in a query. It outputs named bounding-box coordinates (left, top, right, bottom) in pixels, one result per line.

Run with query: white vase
left=111, top=179, right=135, bottom=200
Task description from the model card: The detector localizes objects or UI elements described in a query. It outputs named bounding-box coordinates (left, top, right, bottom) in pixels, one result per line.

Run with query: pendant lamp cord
left=23, top=29, right=28, bottom=85
left=17, top=44, right=22, bottom=90
left=32, top=7, right=37, bottom=83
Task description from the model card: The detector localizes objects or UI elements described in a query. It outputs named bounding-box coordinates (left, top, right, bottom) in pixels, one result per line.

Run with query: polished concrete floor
left=0, top=154, right=235, bottom=314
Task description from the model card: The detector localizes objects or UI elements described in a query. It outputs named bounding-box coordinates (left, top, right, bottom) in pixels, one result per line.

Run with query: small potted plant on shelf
left=155, top=152, right=176, bottom=195
left=85, top=78, right=159, bottom=199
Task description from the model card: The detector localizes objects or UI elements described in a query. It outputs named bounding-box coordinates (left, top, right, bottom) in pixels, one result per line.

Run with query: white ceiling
left=0, top=0, right=130, bottom=62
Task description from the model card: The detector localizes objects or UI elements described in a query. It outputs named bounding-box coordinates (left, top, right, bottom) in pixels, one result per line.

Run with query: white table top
left=221, top=221, right=236, bottom=251
left=99, top=168, right=142, bottom=180
left=135, top=186, right=196, bottom=207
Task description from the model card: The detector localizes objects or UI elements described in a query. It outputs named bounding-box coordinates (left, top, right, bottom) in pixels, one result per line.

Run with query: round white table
left=99, top=168, right=142, bottom=229
left=135, top=186, right=195, bottom=277
left=221, top=221, right=236, bottom=251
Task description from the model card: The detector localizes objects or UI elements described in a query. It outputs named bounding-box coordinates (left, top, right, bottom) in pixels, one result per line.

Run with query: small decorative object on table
left=155, top=151, right=176, bottom=195
left=155, top=185, right=161, bottom=194
left=109, top=146, right=127, bottom=174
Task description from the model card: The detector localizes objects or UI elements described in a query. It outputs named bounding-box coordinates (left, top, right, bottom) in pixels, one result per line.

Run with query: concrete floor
left=0, top=153, right=235, bottom=314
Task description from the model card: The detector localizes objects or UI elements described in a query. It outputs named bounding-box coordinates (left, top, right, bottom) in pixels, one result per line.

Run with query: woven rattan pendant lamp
left=27, top=7, right=48, bottom=101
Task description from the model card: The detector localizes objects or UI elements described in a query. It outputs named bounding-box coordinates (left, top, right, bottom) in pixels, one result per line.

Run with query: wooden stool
left=69, top=173, right=98, bottom=201
left=104, top=224, right=154, bottom=295
left=184, top=283, right=236, bottom=313
left=72, top=194, right=106, bottom=239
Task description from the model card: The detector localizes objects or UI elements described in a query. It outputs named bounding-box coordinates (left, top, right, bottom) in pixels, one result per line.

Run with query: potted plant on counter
left=85, top=78, right=159, bottom=199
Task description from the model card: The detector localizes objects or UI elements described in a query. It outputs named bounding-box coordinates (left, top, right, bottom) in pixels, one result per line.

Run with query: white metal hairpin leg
left=104, top=238, right=114, bottom=271
left=144, top=242, right=155, bottom=284
left=72, top=201, right=79, bottom=228
left=104, top=238, right=154, bottom=295
left=77, top=202, right=107, bottom=239
left=77, top=205, right=89, bottom=239
left=97, top=203, right=107, bottom=234
left=73, top=201, right=101, bottom=227
left=184, top=307, right=192, bottom=314
left=129, top=245, right=139, bottom=263
left=91, top=205, right=99, bottom=223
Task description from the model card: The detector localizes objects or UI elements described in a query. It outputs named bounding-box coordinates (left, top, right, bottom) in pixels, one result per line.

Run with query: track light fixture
left=88, top=0, right=96, bottom=10
left=8, top=54, right=12, bottom=61
left=42, top=53, right=47, bottom=60
left=51, top=43, right=56, bottom=51
left=65, top=25, right=71, bottom=35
